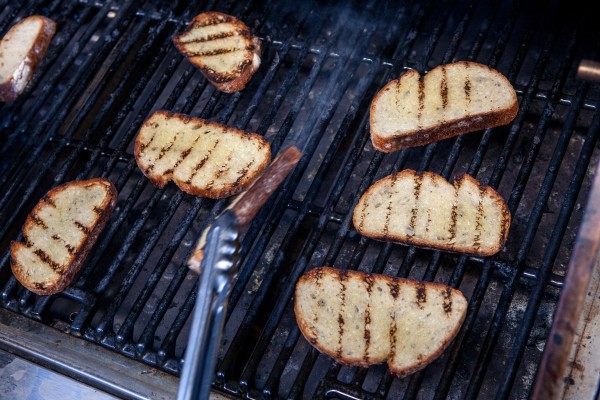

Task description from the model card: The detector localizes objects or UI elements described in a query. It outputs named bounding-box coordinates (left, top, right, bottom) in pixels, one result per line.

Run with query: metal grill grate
left=1, top=0, right=599, bottom=399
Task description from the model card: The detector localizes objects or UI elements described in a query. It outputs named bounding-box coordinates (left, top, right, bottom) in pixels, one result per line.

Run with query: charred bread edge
left=0, top=16, right=56, bottom=102
left=294, top=266, right=468, bottom=378
left=352, top=169, right=511, bottom=257
left=134, top=110, right=271, bottom=199
left=172, top=11, right=262, bottom=93
left=370, top=62, right=518, bottom=152
left=10, top=178, right=117, bottom=295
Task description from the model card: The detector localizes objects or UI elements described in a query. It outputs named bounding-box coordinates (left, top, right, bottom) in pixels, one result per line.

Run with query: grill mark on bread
left=31, top=246, right=62, bottom=274
left=51, top=234, right=76, bottom=254
left=139, top=129, right=157, bottom=154
left=425, top=210, right=432, bottom=233
left=180, top=31, right=237, bottom=44
left=357, top=196, right=369, bottom=232
left=389, top=278, right=400, bottom=299
left=172, top=134, right=202, bottom=174
left=442, top=288, right=453, bottom=314
left=233, top=160, right=254, bottom=188
left=408, top=172, right=423, bottom=241
left=186, top=139, right=220, bottom=184
left=310, top=268, right=325, bottom=345
left=214, top=153, right=233, bottom=182
left=389, top=312, right=398, bottom=361
left=441, top=67, right=448, bottom=108
left=187, top=47, right=244, bottom=57
left=474, top=183, right=485, bottom=249
left=364, top=274, right=374, bottom=363
left=416, top=283, right=427, bottom=308
left=74, top=221, right=91, bottom=235
left=394, top=77, right=402, bottom=109
left=464, top=77, right=471, bottom=104
left=336, top=270, right=348, bottom=359
left=417, top=77, right=425, bottom=126
left=42, top=195, right=56, bottom=208
left=383, top=173, right=399, bottom=239
left=448, top=183, right=459, bottom=246
left=30, top=214, right=48, bottom=230
left=192, top=16, right=234, bottom=28
left=146, top=132, right=182, bottom=173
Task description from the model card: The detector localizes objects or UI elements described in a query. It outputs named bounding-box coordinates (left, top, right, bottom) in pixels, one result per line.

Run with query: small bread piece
left=295, top=267, right=467, bottom=377
left=173, top=12, right=261, bottom=93
left=0, top=15, right=56, bottom=102
left=134, top=111, right=271, bottom=199
left=10, top=179, right=117, bottom=295
left=353, top=170, right=510, bottom=257
left=370, top=61, right=518, bottom=152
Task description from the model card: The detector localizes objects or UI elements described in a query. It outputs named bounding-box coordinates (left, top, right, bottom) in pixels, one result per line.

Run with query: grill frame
left=1, top=0, right=600, bottom=399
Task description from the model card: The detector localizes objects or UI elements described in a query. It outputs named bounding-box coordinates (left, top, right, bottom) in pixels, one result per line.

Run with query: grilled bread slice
left=370, top=61, right=518, bottom=152
left=11, top=179, right=117, bottom=295
left=0, top=15, right=56, bottom=102
left=173, top=12, right=261, bottom=93
left=134, top=111, right=271, bottom=199
left=295, top=267, right=467, bottom=377
left=353, top=170, right=510, bottom=257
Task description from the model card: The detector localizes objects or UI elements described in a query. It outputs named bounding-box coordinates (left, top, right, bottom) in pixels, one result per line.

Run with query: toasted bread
left=134, top=111, right=271, bottom=199
left=173, top=11, right=261, bottom=93
left=0, top=15, right=56, bottom=102
left=10, top=179, right=117, bottom=295
left=353, top=169, right=510, bottom=257
left=370, top=61, right=518, bottom=152
left=294, top=267, right=467, bottom=377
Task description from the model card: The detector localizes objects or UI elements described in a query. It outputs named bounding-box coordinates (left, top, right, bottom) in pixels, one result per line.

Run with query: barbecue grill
left=1, top=0, right=599, bottom=399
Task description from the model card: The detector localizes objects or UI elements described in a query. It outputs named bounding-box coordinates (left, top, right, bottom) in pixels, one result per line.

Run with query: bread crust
left=10, top=178, right=117, bottom=295
left=0, top=16, right=56, bottom=102
left=133, top=110, right=271, bottom=199
left=294, top=267, right=467, bottom=378
left=352, top=169, right=511, bottom=257
left=370, top=61, right=518, bottom=152
left=173, top=11, right=261, bottom=93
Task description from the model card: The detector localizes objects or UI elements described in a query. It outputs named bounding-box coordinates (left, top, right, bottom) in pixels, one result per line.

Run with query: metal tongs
left=177, top=147, right=302, bottom=400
